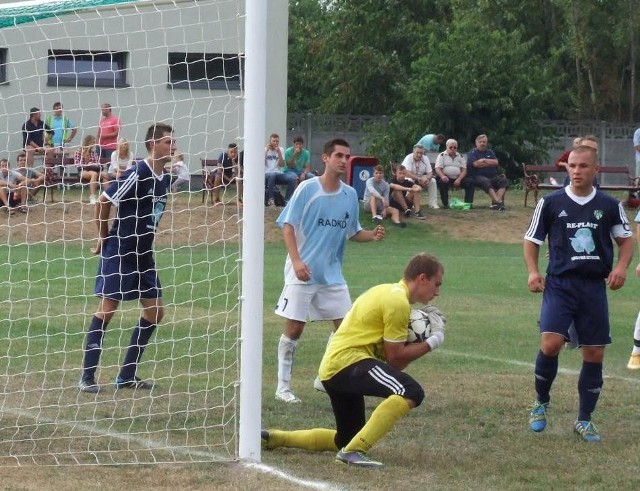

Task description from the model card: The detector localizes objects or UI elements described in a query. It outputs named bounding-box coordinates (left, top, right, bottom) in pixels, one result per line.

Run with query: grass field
left=1, top=190, right=640, bottom=490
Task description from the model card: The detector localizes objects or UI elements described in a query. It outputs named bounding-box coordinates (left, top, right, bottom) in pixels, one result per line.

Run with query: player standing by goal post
left=79, top=122, right=175, bottom=393
left=273, top=138, right=385, bottom=403
left=523, top=143, right=633, bottom=442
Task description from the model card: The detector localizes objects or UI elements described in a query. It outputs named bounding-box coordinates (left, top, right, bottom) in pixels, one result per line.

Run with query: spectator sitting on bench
left=556, top=136, right=599, bottom=188
left=284, top=136, right=314, bottom=186
left=107, top=137, right=134, bottom=181
left=364, top=164, right=402, bottom=227
left=401, top=144, right=439, bottom=209
left=0, top=157, right=28, bottom=214
left=75, top=134, right=108, bottom=205
left=434, top=139, right=474, bottom=208
left=389, top=163, right=426, bottom=221
left=15, top=151, right=45, bottom=204
left=466, top=134, right=509, bottom=211
left=169, top=152, right=191, bottom=194
left=211, top=143, right=243, bottom=206
left=265, top=133, right=295, bottom=207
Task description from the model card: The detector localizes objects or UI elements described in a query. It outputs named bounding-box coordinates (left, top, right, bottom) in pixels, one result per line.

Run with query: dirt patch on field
left=1, top=195, right=245, bottom=247
left=1, top=193, right=535, bottom=246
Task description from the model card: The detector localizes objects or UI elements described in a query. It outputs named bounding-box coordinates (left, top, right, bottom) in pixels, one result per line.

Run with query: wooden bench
left=522, top=163, right=640, bottom=206
left=43, top=156, right=110, bottom=202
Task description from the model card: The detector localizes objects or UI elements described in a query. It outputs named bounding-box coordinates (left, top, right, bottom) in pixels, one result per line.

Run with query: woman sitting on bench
left=74, top=134, right=108, bottom=205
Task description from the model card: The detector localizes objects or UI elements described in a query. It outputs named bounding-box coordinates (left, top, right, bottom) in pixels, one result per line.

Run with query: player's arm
left=608, top=235, right=633, bottom=290
left=277, top=147, right=285, bottom=167
left=286, top=149, right=297, bottom=167
left=404, top=168, right=419, bottom=181
left=389, top=181, right=412, bottom=192
left=423, top=163, right=433, bottom=181
left=384, top=340, right=430, bottom=371
left=456, top=164, right=467, bottom=181
left=351, top=226, right=384, bottom=242
left=90, top=194, right=112, bottom=255
left=524, top=239, right=545, bottom=293
left=282, top=223, right=311, bottom=281
left=107, top=122, right=120, bottom=138
left=67, top=126, right=78, bottom=143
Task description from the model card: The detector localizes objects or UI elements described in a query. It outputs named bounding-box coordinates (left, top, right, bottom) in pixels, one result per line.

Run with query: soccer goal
left=0, top=0, right=268, bottom=466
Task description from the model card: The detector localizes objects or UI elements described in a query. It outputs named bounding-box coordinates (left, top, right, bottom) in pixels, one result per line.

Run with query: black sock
left=534, top=350, right=558, bottom=404
left=117, top=317, right=156, bottom=382
left=81, top=316, right=108, bottom=381
left=577, top=361, right=603, bottom=421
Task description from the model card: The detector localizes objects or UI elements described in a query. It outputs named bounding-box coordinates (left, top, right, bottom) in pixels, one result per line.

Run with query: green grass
left=260, top=211, right=640, bottom=490
left=1, top=194, right=640, bottom=489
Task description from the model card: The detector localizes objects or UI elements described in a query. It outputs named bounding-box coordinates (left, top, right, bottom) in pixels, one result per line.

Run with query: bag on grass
left=449, top=197, right=471, bottom=210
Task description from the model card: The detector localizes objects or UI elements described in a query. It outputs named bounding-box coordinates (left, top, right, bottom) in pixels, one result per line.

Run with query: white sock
left=633, top=311, right=640, bottom=355
left=277, top=334, right=298, bottom=392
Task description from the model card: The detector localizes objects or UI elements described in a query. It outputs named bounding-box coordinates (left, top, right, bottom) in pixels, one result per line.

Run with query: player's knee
left=406, top=384, right=425, bottom=408
left=153, top=307, right=165, bottom=324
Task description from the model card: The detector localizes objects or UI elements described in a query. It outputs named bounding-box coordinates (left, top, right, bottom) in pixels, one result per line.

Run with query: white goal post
left=0, top=0, right=268, bottom=465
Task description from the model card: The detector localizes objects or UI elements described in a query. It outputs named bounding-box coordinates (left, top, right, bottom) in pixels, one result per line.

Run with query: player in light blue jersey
left=273, top=138, right=385, bottom=403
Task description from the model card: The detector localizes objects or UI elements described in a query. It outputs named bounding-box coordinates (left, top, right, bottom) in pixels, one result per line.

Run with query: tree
left=288, top=0, right=448, bottom=114
left=365, top=11, right=566, bottom=177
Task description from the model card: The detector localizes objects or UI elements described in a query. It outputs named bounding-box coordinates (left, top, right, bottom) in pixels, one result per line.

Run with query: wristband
left=426, top=331, right=444, bottom=351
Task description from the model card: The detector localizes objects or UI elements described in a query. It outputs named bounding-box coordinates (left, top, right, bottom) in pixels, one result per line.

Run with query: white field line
left=439, top=348, right=640, bottom=384
left=3, top=406, right=340, bottom=491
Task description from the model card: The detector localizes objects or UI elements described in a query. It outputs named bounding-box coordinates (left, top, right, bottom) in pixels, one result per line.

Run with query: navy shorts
left=539, top=274, right=611, bottom=346
left=95, top=241, right=161, bottom=301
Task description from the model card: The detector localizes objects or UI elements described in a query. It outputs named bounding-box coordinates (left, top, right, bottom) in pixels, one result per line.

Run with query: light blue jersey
left=276, top=177, right=362, bottom=286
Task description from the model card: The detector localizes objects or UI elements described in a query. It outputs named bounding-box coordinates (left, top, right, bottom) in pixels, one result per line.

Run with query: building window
left=47, top=50, right=128, bottom=88
left=0, top=48, right=7, bottom=84
left=168, top=52, right=243, bottom=90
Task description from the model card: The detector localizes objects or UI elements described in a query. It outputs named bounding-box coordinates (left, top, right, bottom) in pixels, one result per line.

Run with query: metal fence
left=285, top=114, right=640, bottom=180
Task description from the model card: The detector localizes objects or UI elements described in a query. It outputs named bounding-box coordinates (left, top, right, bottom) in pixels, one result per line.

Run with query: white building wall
left=0, top=0, right=289, bottom=172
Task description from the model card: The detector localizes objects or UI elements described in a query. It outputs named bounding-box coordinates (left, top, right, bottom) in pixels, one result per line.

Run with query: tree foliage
left=287, top=0, right=640, bottom=172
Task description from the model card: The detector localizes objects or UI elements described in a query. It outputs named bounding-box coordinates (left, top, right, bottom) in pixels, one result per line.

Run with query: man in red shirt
left=96, top=103, right=121, bottom=159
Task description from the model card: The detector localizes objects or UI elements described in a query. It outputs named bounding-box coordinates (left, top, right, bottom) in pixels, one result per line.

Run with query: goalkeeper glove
left=424, top=305, right=446, bottom=351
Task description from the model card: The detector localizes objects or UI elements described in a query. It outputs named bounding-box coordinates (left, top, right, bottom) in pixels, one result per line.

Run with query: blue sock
left=577, top=361, right=603, bottom=421
left=117, top=318, right=156, bottom=382
left=534, top=350, right=558, bottom=404
left=82, top=316, right=108, bottom=381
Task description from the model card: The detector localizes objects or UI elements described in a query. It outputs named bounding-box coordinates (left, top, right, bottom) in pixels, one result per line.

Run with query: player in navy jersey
left=523, top=144, right=633, bottom=442
left=79, top=123, right=175, bottom=393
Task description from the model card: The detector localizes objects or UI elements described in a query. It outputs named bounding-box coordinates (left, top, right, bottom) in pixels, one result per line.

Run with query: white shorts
left=274, top=283, right=352, bottom=322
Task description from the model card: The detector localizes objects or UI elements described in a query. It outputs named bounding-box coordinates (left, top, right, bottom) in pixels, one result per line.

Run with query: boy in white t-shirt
left=169, top=153, right=190, bottom=193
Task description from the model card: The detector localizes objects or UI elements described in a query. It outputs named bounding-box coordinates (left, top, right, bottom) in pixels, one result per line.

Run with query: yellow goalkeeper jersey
left=319, top=279, right=411, bottom=380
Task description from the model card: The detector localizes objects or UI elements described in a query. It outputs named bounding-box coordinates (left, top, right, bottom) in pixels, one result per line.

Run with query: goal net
left=0, top=0, right=251, bottom=466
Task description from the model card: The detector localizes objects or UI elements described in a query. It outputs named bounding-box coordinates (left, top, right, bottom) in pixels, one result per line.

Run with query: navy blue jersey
left=103, top=159, right=170, bottom=257
left=524, top=188, right=631, bottom=278
left=466, top=148, right=498, bottom=178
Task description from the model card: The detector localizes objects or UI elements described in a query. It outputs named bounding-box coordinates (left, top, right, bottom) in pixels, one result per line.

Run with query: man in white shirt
left=434, top=138, right=474, bottom=208
left=265, top=133, right=296, bottom=206
left=633, top=127, right=640, bottom=177
left=400, top=144, right=439, bottom=209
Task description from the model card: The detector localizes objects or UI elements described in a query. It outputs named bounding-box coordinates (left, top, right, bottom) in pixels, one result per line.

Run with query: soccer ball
left=407, top=309, right=431, bottom=343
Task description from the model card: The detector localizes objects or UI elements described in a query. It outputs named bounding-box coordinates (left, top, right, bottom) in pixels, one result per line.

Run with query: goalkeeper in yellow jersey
left=262, top=253, right=446, bottom=468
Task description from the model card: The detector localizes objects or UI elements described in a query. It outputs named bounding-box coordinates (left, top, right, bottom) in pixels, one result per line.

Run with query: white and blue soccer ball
left=407, top=309, right=432, bottom=343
